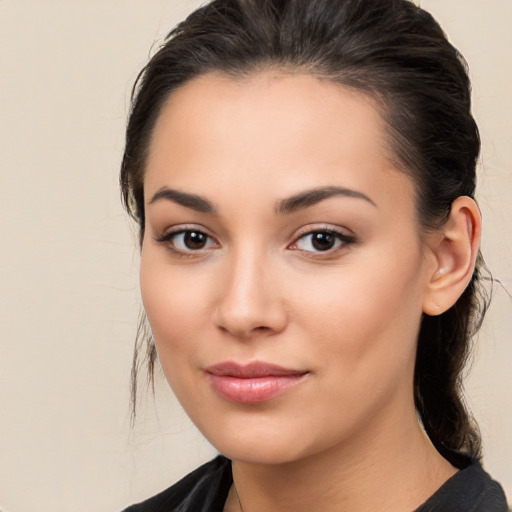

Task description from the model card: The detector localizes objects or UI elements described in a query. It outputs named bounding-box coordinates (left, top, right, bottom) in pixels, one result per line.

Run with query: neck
left=228, top=402, right=457, bottom=512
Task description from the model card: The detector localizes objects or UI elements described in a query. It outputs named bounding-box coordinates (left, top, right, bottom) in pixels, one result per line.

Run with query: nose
left=212, top=250, right=288, bottom=339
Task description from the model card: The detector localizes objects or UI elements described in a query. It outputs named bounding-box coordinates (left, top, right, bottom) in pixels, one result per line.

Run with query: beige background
left=0, top=1, right=510, bottom=511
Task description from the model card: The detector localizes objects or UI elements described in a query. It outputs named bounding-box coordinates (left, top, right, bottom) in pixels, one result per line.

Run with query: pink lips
left=205, top=361, right=308, bottom=404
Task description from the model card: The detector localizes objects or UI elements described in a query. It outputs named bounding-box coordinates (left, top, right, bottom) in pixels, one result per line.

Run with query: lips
left=205, top=361, right=308, bottom=404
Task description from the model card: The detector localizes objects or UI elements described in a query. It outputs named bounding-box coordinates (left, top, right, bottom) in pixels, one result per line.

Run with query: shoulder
left=416, top=461, right=509, bottom=512
left=122, top=455, right=232, bottom=512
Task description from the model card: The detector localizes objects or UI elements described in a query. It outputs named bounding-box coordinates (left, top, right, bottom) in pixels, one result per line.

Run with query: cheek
left=139, top=252, right=210, bottom=361
left=296, top=251, right=425, bottom=384
left=139, top=258, right=212, bottom=409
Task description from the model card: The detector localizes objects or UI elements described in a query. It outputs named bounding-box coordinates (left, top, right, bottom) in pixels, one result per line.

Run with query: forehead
left=147, top=71, right=389, bottom=169
left=144, top=71, right=415, bottom=220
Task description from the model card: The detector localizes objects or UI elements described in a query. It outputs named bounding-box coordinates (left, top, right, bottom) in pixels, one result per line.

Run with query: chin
left=219, top=443, right=306, bottom=466
left=200, top=421, right=326, bottom=466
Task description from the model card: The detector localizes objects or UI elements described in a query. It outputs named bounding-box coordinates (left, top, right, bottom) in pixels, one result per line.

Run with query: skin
left=140, top=72, right=480, bottom=512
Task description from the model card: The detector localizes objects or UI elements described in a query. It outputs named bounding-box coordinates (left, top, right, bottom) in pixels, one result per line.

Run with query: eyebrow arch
left=148, top=187, right=216, bottom=214
left=276, top=186, right=377, bottom=215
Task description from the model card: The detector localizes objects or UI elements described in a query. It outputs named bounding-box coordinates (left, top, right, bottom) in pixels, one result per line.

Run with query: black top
left=123, top=455, right=509, bottom=512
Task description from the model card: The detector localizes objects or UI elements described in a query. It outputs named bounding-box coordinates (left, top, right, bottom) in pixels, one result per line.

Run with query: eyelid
left=153, top=223, right=356, bottom=257
left=154, top=225, right=220, bottom=256
left=288, top=225, right=357, bottom=254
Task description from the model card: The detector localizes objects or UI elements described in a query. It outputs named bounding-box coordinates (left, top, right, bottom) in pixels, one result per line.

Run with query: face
left=140, top=72, right=436, bottom=465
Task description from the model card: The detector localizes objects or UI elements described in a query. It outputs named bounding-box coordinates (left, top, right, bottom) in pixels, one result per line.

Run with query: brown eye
left=183, top=231, right=208, bottom=250
left=292, top=229, right=356, bottom=253
left=311, top=232, right=336, bottom=251
left=155, top=229, right=218, bottom=253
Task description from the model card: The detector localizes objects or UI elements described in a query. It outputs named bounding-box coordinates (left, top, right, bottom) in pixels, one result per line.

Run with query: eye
left=155, top=228, right=218, bottom=254
left=291, top=229, right=355, bottom=253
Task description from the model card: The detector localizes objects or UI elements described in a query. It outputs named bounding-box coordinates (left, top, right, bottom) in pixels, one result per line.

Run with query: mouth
left=205, top=361, right=309, bottom=404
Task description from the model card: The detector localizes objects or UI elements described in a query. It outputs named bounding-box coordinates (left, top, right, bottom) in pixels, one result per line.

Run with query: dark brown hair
left=121, top=0, right=489, bottom=466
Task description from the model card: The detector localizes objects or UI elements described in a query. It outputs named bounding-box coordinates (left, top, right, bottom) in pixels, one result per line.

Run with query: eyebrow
left=276, top=186, right=377, bottom=214
left=148, top=185, right=376, bottom=215
left=148, top=187, right=216, bottom=214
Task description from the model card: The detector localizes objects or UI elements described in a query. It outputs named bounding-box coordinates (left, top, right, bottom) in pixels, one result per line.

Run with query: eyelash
left=154, top=227, right=219, bottom=258
left=289, top=228, right=356, bottom=256
left=154, top=226, right=356, bottom=257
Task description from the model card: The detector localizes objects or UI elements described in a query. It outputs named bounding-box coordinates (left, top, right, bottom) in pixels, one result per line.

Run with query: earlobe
left=422, top=196, right=481, bottom=316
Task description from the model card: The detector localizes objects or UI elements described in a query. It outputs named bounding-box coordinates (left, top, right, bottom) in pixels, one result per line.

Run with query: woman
left=120, top=0, right=509, bottom=510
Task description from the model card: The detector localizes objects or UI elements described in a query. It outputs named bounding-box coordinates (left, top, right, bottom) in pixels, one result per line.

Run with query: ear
left=422, top=196, right=482, bottom=316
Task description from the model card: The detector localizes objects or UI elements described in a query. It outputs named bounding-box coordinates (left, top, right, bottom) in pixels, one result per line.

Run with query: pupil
left=184, top=231, right=206, bottom=249
left=312, top=232, right=335, bottom=251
